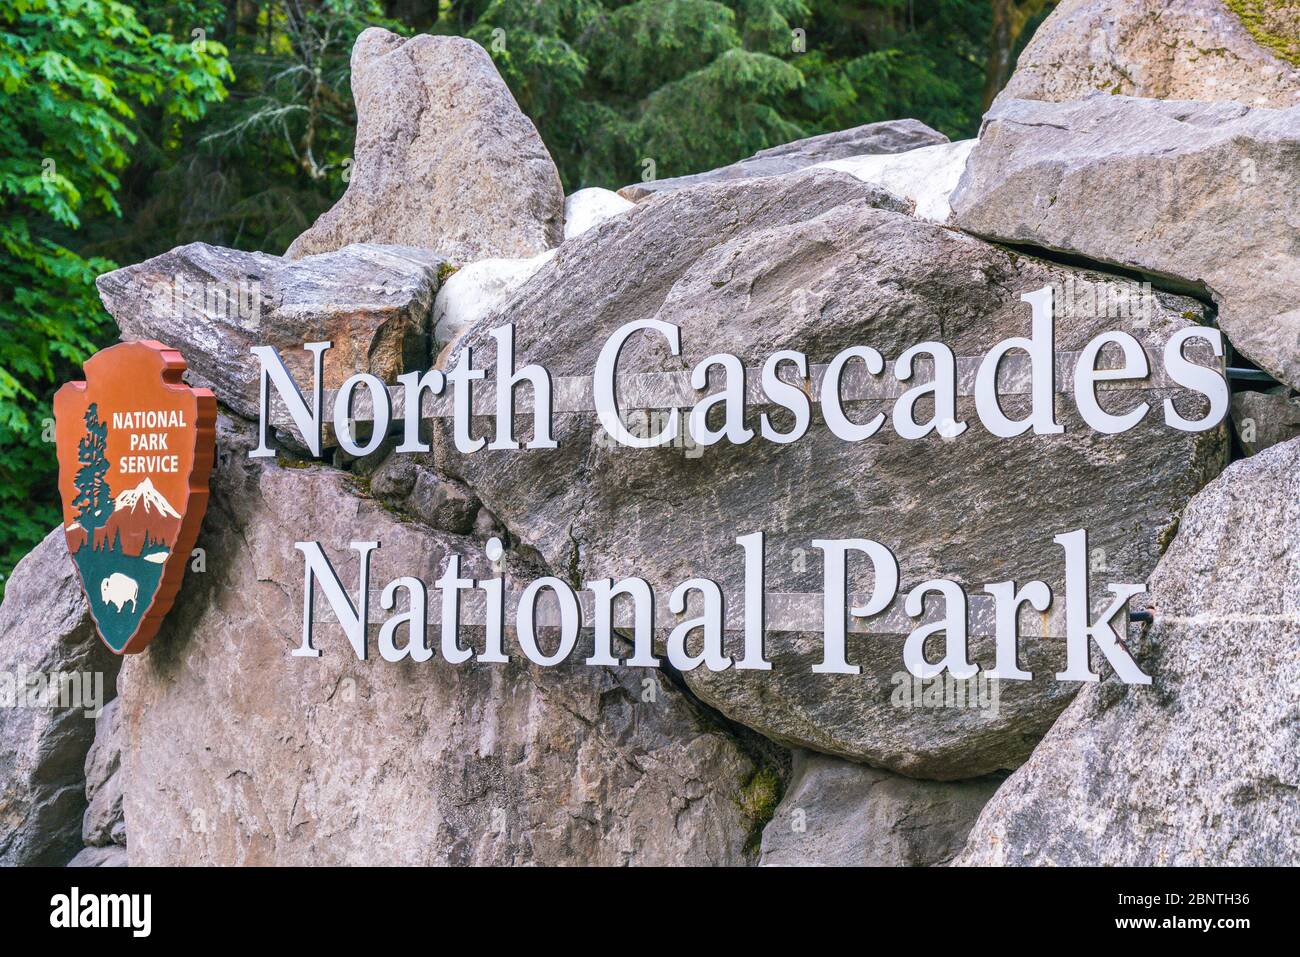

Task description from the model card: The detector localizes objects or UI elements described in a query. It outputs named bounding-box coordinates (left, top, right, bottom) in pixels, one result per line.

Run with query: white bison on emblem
left=100, top=572, right=139, bottom=613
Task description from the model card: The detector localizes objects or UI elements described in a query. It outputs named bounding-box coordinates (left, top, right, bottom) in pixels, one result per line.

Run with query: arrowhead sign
left=54, top=341, right=217, bottom=654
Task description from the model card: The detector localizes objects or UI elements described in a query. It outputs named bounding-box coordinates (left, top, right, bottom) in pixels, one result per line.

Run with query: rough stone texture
left=0, top=529, right=120, bottom=866
left=814, top=139, right=976, bottom=222
left=67, top=844, right=128, bottom=867
left=369, top=455, right=482, bottom=536
left=81, top=698, right=125, bottom=847
left=367, top=453, right=418, bottom=502
left=81, top=769, right=124, bottom=849
left=953, top=96, right=1300, bottom=391
left=564, top=188, right=635, bottom=240
left=435, top=168, right=1225, bottom=780
left=404, top=470, right=480, bottom=536
left=118, top=417, right=770, bottom=865
left=431, top=251, right=554, bottom=354
left=618, top=119, right=948, bottom=200
left=1231, top=387, right=1300, bottom=455
left=998, top=0, right=1300, bottom=109
left=956, top=438, right=1300, bottom=865
left=760, top=751, right=1000, bottom=865
left=285, top=29, right=563, bottom=262
left=97, top=241, right=447, bottom=423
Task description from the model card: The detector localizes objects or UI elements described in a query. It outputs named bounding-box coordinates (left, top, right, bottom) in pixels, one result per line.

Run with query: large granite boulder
left=618, top=119, right=948, bottom=200
left=956, top=437, right=1300, bottom=865
left=0, top=529, right=119, bottom=866
left=953, top=96, right=1300, bottom=392
left=434, top=169, right=1225, bottom=780
left=760, top=751, right=1000, bottom=866
left=285, top=30, right=564, bottom=262
left=999, top=0, right=1300, bottom=109
left=97, top=241, right=447, bottom=424
left=118, top=418, right=774, bottom=865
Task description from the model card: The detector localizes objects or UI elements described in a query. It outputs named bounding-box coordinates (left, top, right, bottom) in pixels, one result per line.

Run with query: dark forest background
left=0, top=0, right=1053, bottom=592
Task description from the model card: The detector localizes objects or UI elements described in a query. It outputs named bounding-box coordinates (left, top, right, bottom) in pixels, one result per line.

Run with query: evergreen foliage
left=71, top=402, right=112, bottom=532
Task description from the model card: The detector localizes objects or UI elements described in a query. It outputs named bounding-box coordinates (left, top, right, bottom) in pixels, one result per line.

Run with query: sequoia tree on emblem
left=54, top=340, right=216, bottom=654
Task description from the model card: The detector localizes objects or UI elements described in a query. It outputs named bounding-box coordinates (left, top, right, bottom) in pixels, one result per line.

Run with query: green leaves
left=469, top=0, right=990, bottom=190
left=0, top=0, right=229, bottom=595
left=635, top=49, right=806, bottom=177
left=471, top=0, right=815, bottom=188
left=586, top=0, right=742, bottom=95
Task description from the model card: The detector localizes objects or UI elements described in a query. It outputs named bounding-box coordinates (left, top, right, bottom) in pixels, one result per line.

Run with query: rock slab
left=98, top=241, right=447, bottom=424
left=953, top=95, right=1300, bottom=391
left=436, top=167, right=1225, bottom=780
left=619, top=119, right=947, bottom=199
left=999, top=0, right=1300, bottom=109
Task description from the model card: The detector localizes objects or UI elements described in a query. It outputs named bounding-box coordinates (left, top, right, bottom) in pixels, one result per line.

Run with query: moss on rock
left=1226, top=0, right=1300, bottom=66
left=736, top=765, right=783, bottom=852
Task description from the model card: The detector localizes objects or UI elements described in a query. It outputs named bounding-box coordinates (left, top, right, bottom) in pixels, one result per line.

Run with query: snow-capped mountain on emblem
left=115, top=477, right=182, bottom=519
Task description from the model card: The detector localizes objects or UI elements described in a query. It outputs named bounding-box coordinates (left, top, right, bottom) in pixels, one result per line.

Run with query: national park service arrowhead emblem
left=54, top=341, right=216, bottom=654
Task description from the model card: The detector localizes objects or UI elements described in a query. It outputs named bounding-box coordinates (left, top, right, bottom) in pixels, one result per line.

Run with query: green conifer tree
left=72, top=403, right=112, bottom=534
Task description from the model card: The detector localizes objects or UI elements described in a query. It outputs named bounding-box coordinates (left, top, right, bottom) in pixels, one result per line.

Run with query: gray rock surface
left=286, top=29, right=563, bottom=262
left=998, top=0, right=1300, bottom=109
left=97, top=241, right=447, bottom=423
left=953, top=95, right=1300, bottom=391
left=760, top=751, right=1000, bottom=866
left=68, top=844, right=128, bottom=867
left=81, top=698, right=125, bottom=847
left=619, top=119, right=947, bottom=200
left=1231, top=387, right=1300, bottom=455
left=118, top=417, right=772, bottom=865
left=955, top=437, right=1300, bottom=865
left=435, top=168, right=1225, bottom=779
left=0, top=529, right=120, bottom=866
left=368, top=455, right=482, bottom=535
